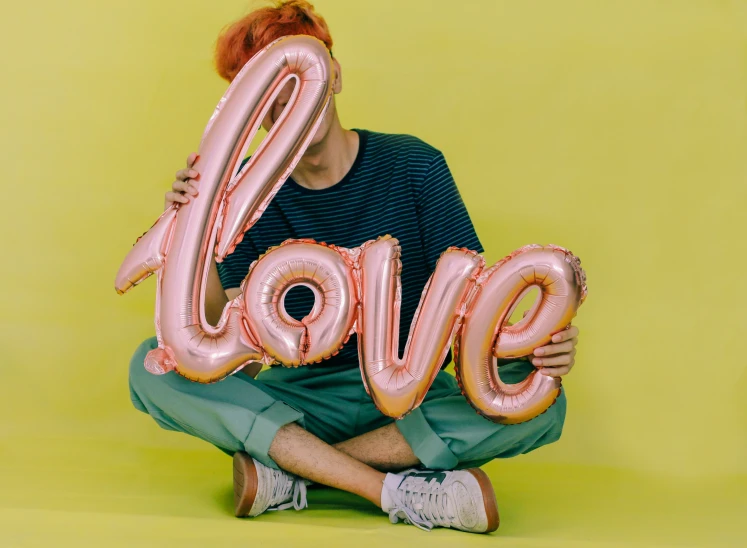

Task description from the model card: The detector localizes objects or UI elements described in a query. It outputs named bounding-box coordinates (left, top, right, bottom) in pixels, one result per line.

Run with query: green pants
left=129, top=337, right=565, bottom=470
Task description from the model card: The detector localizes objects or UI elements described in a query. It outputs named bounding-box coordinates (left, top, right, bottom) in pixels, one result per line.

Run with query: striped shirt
left=218, top=128, right=484, bottom=368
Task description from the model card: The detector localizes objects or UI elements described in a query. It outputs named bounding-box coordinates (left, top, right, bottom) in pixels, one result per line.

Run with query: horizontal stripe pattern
left=218, top=129, right=483, bottom=368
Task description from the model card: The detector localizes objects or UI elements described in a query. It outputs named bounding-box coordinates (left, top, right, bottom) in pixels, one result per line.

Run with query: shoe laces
left=267, top=469, right=308, bottom=512
left=388, top=475, right=455, bottom=531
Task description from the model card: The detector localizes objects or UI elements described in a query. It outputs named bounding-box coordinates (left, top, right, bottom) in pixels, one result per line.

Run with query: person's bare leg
left=334, top=424, right=420, bottom=472
left=267, top=423, right=499, bottom=533
left=268, top=423, right=386, bottom=506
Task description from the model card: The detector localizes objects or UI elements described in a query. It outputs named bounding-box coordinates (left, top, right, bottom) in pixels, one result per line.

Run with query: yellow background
left=1, top=0, right=745, bottom=546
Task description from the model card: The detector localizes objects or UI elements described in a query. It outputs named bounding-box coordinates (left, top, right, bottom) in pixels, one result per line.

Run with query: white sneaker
left=381, top=468, right=500, bottom=533
left=233, top=452, right=308, bottom=517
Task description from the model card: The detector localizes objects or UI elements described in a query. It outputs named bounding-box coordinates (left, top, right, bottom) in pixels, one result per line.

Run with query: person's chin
left=306, top=130, right=327, bottom=150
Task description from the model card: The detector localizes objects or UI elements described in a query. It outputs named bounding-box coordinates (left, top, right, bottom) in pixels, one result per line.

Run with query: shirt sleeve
left=416, top=152, right=484, bottom=272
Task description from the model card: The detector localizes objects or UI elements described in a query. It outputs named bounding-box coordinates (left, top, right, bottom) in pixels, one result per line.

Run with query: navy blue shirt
left=218, top=129, right=483, bottom=368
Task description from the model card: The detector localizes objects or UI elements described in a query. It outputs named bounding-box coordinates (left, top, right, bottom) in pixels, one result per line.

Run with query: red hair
left=215, top=0, right=334, bottom=82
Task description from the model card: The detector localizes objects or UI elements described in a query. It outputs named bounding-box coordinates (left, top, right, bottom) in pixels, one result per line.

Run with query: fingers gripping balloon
left=115, top=36, right=588, bottom=424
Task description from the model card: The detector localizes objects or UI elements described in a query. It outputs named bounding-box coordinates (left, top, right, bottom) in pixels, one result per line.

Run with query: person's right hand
left=164, top=152, right=200, bottom=210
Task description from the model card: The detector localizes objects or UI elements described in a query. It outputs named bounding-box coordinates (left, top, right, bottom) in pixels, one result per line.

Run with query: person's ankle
left=380, top=472, right=405, bottom=512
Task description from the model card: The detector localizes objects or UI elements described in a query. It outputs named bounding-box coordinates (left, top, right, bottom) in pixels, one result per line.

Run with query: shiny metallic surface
left=115, top=36, right=334, bottom=382
left=357, top=237, right=484, bottom=418
left=455, top=245, right=587, bottom=424
left=114, top=207, right=177, bottom=295
left=114, top=36, right=589, bottom=419
left=242, top=240, right=358, bottom=366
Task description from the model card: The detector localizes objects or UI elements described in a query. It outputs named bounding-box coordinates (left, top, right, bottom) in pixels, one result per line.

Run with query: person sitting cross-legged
left=129, top=0, right=580, bottom=534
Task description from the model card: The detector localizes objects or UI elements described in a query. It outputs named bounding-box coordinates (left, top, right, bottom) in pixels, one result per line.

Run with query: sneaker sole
left=466, top=468, right=500, bottom=533
left=233, top=452, right=259, bottom=517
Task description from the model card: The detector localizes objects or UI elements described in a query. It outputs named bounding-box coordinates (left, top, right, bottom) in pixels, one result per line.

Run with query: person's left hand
left=531, top=325, right=579, bottom=378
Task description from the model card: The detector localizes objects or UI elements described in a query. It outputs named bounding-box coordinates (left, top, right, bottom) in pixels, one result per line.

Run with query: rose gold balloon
left=454, top=245, right=588, bottom=424
left=357, top=236, right=484, bottom=418
left=114, top=207, right=177, bottom=295
left=114, top=36, right=590, bottom=424
left=242, top=240, right=359, bottom=366
left=115, top=36, right=334, bottom=382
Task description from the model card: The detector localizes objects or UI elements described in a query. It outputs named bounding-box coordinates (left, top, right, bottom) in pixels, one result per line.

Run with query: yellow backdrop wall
left=1, top=1, right=745, bottom=546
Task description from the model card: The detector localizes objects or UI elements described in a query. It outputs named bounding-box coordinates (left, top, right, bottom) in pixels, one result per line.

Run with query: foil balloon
left=115, top=35, right=335, bottom=382
left=241, top=239, right=358, bottom=366
left=454, top=245, right=588, bottom=424
left=115, top=35, right=590, bottom=425
left=357, top=237, right=484, bottom=418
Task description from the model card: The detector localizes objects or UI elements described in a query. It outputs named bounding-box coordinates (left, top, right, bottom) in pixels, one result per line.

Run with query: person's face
left=261, top=57, right=342, bottom=148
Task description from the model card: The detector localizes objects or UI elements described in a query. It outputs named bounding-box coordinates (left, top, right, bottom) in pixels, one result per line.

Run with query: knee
left=534, top=388, right=568, bottom=448
left=128, top=336, right=159, bottom=408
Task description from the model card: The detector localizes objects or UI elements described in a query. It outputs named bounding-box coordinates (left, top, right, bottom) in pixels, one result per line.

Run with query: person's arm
left=205, top=257, right=230, bottom=325
left=213, top=234, right=264, bottom=377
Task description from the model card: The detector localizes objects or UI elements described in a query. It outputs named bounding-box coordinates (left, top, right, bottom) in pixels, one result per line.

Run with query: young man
left=129, top=0, right=580, bottom=534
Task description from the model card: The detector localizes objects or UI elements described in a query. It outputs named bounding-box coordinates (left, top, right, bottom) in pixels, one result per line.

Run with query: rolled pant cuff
left=243, top=400, right=304, bottom=469
left=396, top=407, right=459, bottom=470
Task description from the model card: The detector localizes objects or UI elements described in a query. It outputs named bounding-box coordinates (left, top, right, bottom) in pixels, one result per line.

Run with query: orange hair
left=215, top=0, right=334, bottom=82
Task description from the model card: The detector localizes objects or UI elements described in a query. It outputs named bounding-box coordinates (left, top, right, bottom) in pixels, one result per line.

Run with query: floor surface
left=1, top=435, right=744, bottom=547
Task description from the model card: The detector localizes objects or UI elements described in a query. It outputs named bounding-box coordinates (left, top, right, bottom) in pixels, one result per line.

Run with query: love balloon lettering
left=115, top=36, right=588, bottom=425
